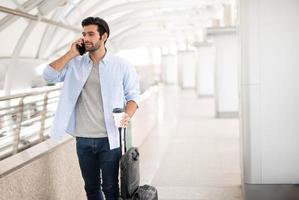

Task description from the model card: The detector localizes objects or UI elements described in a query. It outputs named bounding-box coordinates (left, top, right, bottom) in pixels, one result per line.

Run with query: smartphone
left=76, top=43, right=86, bottom=56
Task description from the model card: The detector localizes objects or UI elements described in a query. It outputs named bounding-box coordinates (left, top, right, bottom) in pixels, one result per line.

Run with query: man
left=43, top=17, right=140, bottom=200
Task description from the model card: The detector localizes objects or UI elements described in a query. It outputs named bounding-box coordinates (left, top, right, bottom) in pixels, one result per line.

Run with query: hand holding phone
left=76, top=39, right=86, bottom=56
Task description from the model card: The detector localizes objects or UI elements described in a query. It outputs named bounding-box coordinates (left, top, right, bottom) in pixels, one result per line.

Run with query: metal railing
left=0, top=85, right=61, bottom=160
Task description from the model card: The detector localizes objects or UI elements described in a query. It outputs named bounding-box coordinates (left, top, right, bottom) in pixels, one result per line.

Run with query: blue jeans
left=76, top=137, right=121, bottom=200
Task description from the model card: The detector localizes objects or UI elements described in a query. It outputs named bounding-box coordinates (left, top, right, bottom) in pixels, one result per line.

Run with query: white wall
left=196, top=44, right=215, bottom=97
left=161, top=54, right=177, bottom=84
left=177, top=51, right=196, bottom=89
left=240, top=0, right=299, bottom=184
left=207, top=28, right=239, bottom=117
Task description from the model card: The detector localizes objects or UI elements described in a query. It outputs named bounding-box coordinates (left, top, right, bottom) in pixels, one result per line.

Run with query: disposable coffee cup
left=112, top=108, right=125, bottom=128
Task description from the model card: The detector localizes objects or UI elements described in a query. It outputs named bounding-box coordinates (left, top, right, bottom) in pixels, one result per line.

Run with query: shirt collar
left=86, top=48, right=110, bottom=65
left=102, top=48, right=110, bottom=64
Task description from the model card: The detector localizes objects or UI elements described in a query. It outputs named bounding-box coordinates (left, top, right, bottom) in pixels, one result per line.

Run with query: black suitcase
left=119, top=127, right=140, bottom=199
left=118, top=128, right=158, bottom=200
left=132, top=184, right=158, bottom=200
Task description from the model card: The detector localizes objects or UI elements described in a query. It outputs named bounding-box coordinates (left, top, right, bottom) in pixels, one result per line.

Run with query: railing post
left=12, top=97, right=24, bottom=154
left=39, top=92, right=49, bottom=142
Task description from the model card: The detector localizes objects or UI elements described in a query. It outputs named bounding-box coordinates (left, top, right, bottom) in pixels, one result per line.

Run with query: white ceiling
left=0, top=0, right=235, bottom=60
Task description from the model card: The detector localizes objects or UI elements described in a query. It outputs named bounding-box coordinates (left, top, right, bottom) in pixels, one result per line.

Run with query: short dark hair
left=81, top=17, right=110, bottom=39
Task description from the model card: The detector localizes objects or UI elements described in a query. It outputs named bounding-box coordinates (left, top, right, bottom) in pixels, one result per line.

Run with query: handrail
left=0, top=85, right=61, bottom=101
left=0, top=84, right=159, bottom=161
left=0, top=85, right=61, bottom=160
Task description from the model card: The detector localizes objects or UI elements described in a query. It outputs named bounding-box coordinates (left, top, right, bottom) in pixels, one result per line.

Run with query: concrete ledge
left=0, top=135, right=73, bottom=178
left=131, top=85, right=159, bottom=147
left=0, top=135, right=84, bottom=200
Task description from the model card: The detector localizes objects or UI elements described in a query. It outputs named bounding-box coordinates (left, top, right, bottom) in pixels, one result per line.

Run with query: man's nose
left=83, top=36, right=89, bottom=42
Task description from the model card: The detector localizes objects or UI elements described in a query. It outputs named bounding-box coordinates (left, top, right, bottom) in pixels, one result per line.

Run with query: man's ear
left=101, top=32, right=108, bottom=42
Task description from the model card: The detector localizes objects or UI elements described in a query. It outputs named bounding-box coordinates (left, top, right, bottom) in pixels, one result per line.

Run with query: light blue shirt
left=43, top=50, right=140, bottom=149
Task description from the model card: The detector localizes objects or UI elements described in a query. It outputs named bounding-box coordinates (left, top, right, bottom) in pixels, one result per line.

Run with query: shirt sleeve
left=42, top=62, right=70, bottom=84
left=123, top=62, right=140, bottom=107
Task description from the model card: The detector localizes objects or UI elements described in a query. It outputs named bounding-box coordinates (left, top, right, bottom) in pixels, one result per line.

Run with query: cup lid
left=112, top=108, right=124, bottom=113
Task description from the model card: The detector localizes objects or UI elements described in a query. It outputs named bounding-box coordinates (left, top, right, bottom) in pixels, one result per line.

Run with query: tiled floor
left=138, top=85, right=243, bottom=200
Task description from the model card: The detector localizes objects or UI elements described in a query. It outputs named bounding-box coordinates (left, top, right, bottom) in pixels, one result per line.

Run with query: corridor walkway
left=138, top=85, right=242, bottom=200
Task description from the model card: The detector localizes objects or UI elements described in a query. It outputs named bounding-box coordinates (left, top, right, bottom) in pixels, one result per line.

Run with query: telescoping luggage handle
left=118, top=127, right=127, bottom=154
left=113, top=108, right=127, bottom=154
